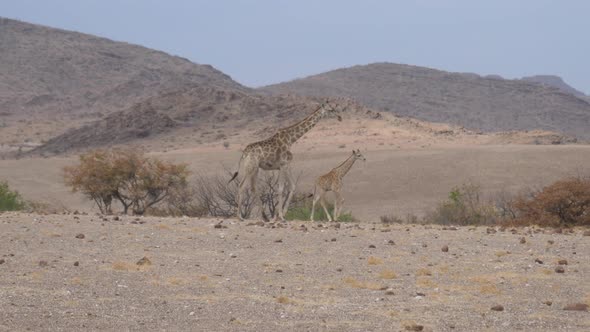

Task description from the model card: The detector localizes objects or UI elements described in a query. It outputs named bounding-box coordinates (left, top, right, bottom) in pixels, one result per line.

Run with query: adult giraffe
left=230, top=101, right=342, bottom=221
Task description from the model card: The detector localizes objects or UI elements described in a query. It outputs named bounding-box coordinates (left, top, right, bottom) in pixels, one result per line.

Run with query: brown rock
left=583, top=230, right=590, bottom=236
left=534, top=258, right=543, bottom=264
left=441, top=245, right=449, bottom=252
left=75, top=233, right=85, bottom=239
left=0, top=259, right=5, bottom=265
left=519, top=237, right=526, bottom=244
left=547, top=240, right=554, bottom=244
left=558, top=259, right=568, bottom=265
left=405, top=324, right=424, bottom=331
left=136, top=257, right=152, bottom=266
left=73, top=261, right=79, bottom=266
left=555, top=266, right=565, bottom=273
left=388, top=240, right=395, bottom=245
left=38, top=260, right=48, bottom=267
left=563, top=303, right=588, bottom=311
left=543, top=301, right=552, bottom=306
left=369, top=244, right=376, bottom=248
left=491, top=305, right=504, bottom=311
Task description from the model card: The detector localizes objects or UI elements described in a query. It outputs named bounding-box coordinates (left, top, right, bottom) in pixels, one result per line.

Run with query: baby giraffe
left=311, top=149, right=366, bottom=221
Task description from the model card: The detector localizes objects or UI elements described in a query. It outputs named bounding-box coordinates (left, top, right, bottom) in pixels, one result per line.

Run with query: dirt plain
left=1, top=213, right=589, bottom=331
left=1, top=143, right=590, bottom=331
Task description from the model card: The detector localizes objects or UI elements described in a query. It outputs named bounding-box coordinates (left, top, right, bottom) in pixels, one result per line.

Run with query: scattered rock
left=534, top=258, right=543, bottom=264
left=563, top=303, right=588, bottom=311
left=275, top=269, right=283, bottom=273
left=331, top=238, right=337, bottom=242
left=547, top=240, right=554, bottom=245
left=136, top=257, right=152, bottom=266
left=583, top=230, right=590, bottom=236
left=387, top=240, right=395, bottom=245
left=274, top=239, right=283, bottom=243
left=0, top=259, right=5, bottom=265
left=558, top=259, right=568, bottom=265
left=519, top=237, right=526, bottom=244
left=73, top=261, right=79, bottom=266
left=113, top=216, right=120, bottom=221
left=441, top=245, right=449, bottom=252
left=404, top=323, right=424, bottom=331
left=214, top=221, right=227, bottom=229
left=369, top=245, right=376, bottom=248
left=543, top=301, right=552, bottom=306
left=75, top=233, right=85, bottom=239
left=486, top=228, right=497, bottom=234
left=38, top=260, right=48, bottom=267
left=491, top=305, right=504, bottom=311
left=555, top=266, right=565, bottom=273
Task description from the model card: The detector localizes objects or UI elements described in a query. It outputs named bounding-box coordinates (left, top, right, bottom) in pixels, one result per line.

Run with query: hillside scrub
left=64, top=149, right=189, bottom=215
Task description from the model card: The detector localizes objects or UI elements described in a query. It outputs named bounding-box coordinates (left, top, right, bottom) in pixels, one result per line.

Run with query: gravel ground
left=1, top=213, right=589, bottom=331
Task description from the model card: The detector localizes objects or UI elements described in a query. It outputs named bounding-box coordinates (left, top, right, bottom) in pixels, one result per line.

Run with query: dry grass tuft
left=416, top=268, right=432, bottom=276
left=343, top=277, right=385, bottom=290
left=495, top=251, right=510, bottom=257
left=367, top=256, right=383, bottom=265
left=276, top=296, right=293, bottom=304
left=167, top=277, right=186, bottom=286
left=379, top=269, right=398, bottom=279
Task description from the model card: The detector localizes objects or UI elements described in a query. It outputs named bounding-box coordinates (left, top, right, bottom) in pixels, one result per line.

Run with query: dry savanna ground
left=1, top=142, right=590, bottom=331
left=0, top=213, right=589, bottom=331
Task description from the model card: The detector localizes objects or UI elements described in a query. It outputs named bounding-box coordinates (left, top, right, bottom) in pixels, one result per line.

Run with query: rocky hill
left=521, top=75, right=587, bottom=98
left=0, top=18, right=247, bottom=120
left=261, top=63, right=590, bottom=140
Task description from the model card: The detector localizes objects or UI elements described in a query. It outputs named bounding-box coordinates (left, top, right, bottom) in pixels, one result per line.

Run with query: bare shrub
left=512, top=176, right=590, bottom=227
left=425, top=183, right=497, bottom=225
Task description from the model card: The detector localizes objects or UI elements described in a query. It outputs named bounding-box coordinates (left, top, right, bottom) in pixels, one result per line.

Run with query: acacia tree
left=64, top=149, right=189, bottom=215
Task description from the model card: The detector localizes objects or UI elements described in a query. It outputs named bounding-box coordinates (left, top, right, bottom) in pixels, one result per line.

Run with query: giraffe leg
left=310, top=186, right=322, bottom=222
left=334, top=192, right=344, bottom=221
left=320, top=195, right=332, bottom=222
left=281, top=166, right=296, bottom=219
left=275, top=169, right=286, bottom=221
left=237, top=160, right=257, bottom=220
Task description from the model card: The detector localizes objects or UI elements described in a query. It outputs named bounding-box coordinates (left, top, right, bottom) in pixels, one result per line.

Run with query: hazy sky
left=2, top=0, right=589, bottom=93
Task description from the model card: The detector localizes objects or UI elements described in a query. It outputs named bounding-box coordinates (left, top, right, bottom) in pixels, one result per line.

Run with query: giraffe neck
left=334, top=154, right=357, bottom=178
left=277, top=105, right=325, bottom=146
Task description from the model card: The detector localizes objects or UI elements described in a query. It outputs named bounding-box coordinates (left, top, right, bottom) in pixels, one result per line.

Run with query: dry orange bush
left=512, top=176, right=590, bottom=227
left=64, top=149, right=189, bottom=215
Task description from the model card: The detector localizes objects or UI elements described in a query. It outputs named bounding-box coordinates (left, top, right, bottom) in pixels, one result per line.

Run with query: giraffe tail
left=229, top=171, right=239, bottom=183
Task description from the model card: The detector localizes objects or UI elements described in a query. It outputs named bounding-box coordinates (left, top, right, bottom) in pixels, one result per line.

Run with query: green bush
left=0, top=181, right=26, bottom=211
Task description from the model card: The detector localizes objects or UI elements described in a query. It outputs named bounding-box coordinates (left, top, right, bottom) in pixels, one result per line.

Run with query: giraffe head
left=352, top=149, right=366, bottom=162
left=320, top=100, right=343, bottom=122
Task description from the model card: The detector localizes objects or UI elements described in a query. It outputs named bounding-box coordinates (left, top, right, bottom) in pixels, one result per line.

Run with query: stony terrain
left=0, top=213, right=588, bottom=331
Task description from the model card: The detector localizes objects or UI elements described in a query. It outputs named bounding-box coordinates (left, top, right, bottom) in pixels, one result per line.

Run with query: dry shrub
left=64, top=149, right=189, bottom=215
left=511, top=176, right=590, bottom=227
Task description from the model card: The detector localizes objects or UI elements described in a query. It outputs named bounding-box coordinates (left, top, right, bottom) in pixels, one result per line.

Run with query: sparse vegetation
left=0, top=181, right=27, bottom=211
left=511, top=176, right=590, bottom=227
left=64, top=149, right=189, bottom=215
left=425, top=183, right=497, bottom=225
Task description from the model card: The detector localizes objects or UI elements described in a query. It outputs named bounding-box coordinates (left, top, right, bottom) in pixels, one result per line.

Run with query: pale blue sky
left=2, top=0, right=589, bottom=93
